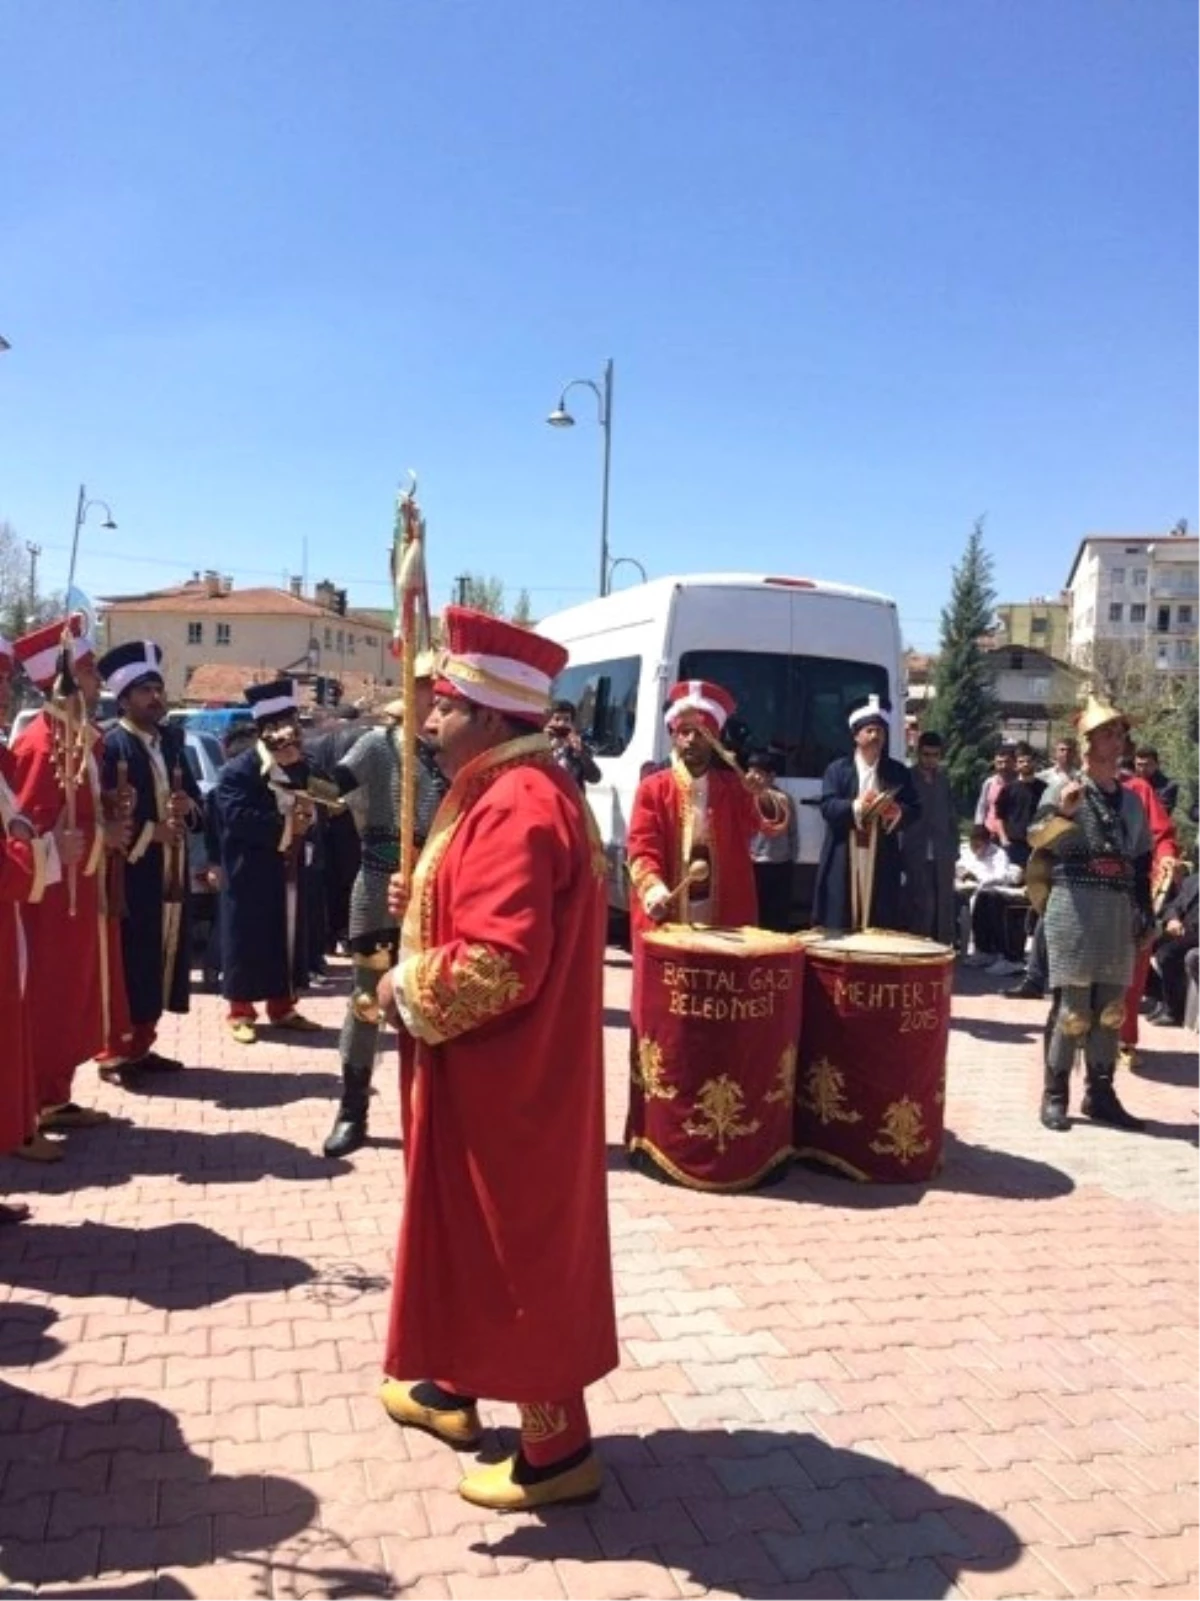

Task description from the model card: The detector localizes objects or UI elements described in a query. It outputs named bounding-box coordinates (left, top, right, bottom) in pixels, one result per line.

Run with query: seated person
left=1149, top=870, right=1198, bottom=1026
left=956, top=823, right=1026, bottom=975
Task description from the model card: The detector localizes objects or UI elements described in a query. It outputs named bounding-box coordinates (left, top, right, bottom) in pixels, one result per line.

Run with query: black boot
left=1040, top=1065, right=1071, bottom=1131
left=1081, top=1066, right=1144, bottom=1131
left=324, top=1063, right=372, bottom=1158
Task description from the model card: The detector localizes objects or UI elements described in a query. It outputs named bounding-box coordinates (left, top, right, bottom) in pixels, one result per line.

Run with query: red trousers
left=1121, top=947, right=1153, bottom=1048
left=228, top=998, right=296, bottom=1023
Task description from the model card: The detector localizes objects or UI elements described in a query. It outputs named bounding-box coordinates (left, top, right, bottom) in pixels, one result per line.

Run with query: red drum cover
left=629, top=925, right=805, bottom=1191
left=795, top=931, right=953, bottom=1183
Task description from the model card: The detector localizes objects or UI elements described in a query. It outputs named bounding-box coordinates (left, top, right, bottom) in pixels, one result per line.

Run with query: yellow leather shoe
left=458, top=1451, right=602, bottom=1511
left=228, top=1020, right=258, bottom=1045
left=379, top=1380, right=482, bottom=1450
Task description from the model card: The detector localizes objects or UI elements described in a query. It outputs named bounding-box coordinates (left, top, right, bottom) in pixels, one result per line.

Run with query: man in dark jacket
left=96, top=641, right=203, bottom=1074
left=215, top=679, right=322, bottom=1045
left=813, top=695, right=920, bottom=932
left=1150, top=871, right=1199, bottom=1026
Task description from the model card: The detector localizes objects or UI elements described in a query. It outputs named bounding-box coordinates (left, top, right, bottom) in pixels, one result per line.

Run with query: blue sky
left=1, top=0, right=1195, bottom=649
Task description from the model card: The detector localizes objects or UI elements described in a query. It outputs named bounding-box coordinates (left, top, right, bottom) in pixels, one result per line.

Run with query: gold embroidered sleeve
left=397, top=942, right=526, bottom=1046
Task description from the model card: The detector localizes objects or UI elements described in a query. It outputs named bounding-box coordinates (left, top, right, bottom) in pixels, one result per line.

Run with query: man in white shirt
left=957, top=824, right=1026, bottom=974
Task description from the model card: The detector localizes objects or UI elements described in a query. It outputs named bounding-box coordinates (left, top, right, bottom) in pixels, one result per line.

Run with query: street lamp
left=546, top=357, right=614, bottom=598
left=73, top=484, right=118, bottom=539
left=608, top=555, right=647, bottom=588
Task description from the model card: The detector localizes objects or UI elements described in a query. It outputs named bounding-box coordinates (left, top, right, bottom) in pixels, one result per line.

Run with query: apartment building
left=99, top=573, right=397, bottom=701
left=1064, top=530, right=1198, bottom=674
left=994, top=597, right=1070, bottom=660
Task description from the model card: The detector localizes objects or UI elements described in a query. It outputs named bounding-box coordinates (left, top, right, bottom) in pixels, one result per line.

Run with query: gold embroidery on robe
left=519, top=1402, right=569, bottom=1444
left=801, top=1057, right=863, bottom=1125
left=633, top=1038, right=678, bottom=1101
left=869, top=1096, right=931, bottom=1163
left=411, top=943, right=524, bottom=1043
left=764, top=1044, right=797, bottom=1105
left=683, top=1075, right=761, bottom=1153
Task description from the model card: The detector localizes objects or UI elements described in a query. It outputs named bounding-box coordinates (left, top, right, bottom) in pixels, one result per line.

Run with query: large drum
left=794, top=930, right=953, bottom=1183
left=629, top=924, right=806, bottom=1191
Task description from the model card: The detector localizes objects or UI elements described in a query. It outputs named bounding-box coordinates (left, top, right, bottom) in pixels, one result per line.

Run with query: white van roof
left=538, top=571, right=897, bottom=638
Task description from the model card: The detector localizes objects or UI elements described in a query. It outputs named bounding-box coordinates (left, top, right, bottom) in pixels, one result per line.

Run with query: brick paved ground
left=1, top=952, right=1196, bottom=1600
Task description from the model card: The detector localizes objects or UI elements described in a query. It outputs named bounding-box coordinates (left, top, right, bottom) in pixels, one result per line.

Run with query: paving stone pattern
left=1, top=954, right=1196, bottom=1599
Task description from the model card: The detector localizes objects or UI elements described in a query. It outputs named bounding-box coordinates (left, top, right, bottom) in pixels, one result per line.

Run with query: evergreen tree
left=509, top=588, right=534, bottom=627
left=926, top=518, right=1000, bottom=810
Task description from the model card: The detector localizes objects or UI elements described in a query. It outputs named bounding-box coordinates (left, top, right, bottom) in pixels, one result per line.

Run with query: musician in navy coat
left=215, top=679, right=322, bottom=1045
left=97, top=641, right=204, bottom=1072
left=812, top=695, right=920, bottom=933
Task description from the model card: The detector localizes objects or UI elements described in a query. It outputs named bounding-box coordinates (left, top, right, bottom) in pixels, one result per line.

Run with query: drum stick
left=662, top=859, right=710, bottom=905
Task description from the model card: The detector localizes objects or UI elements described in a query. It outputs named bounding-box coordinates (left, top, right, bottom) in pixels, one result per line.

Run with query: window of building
left=1129, top=638, right=1144, bottom=655
left=1030, top=616, right=1047, bottom=635
left=1179, top=605, right=1194, bottom=626
left=216, top=622, right=231, bottom=647
left=1109, top=602, right=1123, bottom=622
left=1029, top=677, right=1050, bottom=700
left=187, top=621, right=203, bottom=645
left=1177, top=640, right=1192, bottom=662
left=1111, top=567, right=1125, bottom=586
left=1009, top=649, right=1024, bottom=671
left=1132, top=568, right=1148, bottom=587
left=347, top=632, right=356, bottom=654
left=1156, top=606, right=1171, bottom=633
left=336, top=629, right=343, bottom=651
left=552, top=656, right=642, bottom=757
left=1130, top=603, right=1146, bottom=623
left=324, top=626, right=332, bottom=650
left=677, top=649, right=892, bottom=779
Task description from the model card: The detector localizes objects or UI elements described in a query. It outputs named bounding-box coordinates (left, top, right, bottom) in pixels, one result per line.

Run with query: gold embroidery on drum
left=869, top=1096, right=932, bottom=1163
left=764, top=1044, right=797, bottom=1105
left=683, top=1075, right=762, bottom=1153
left=801, top=1057, right=863, bottom=1126
left=518, top=1402, right=569, bottom=1444
left=633, top=1038, right=678, bottom=1101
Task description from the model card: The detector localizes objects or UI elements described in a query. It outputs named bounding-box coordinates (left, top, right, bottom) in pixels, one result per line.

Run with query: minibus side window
left=552, top=656, right=641, bottom=756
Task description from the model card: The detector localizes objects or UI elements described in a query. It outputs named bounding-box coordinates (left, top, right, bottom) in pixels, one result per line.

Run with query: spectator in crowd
left=974, top=743, right=1016, bottom=844
left=1149, top=869, right=1198, bottom=1026
left=901, top=730, right=959, bottom=945
left=1134, top=746, right=1180, bottom=815
left=957, top=824, right=1026, bottom=974
left=747, top=752, right=797, bottom=933
left=545, top=700, right=602, bottom=789
left=994, top=741, right=1046, bottom=870
left=1038, top=736, right=1080, bottom=785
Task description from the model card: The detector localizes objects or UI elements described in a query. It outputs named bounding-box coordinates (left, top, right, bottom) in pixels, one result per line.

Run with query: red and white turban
left=435, top=606, right=569, bottom=725
left=664, top=679, right=736, bottom=738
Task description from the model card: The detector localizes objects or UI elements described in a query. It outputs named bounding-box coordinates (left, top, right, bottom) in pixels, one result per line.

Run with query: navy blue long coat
left=215, top=746, right=310, bottom=1003
left=101, top=720, right=204, bottom=1025
left=812, top=754, right=920, bottom=932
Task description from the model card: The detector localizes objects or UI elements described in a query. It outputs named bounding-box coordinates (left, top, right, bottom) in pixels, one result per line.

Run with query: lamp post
left=608, top=555, right=647, bottom=588
left=546, top=358, right=614, bottom=598
left=65, top=484, right=117, bottom=607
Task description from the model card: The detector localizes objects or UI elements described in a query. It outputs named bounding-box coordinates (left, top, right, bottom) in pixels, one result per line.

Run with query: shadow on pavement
left=478, top=1426, right=1019, bottom=1599
left=0, top=1220, right=315, bottom=1310
left=3, top=1125, right=350, bottom=1194
left=1132, top=1042, right=1200, bottom=1089
left=115, top=1066, right=343, bottom=1111
left=950, top=1013, right=1044, bottom=1045
left=0, top=1308, right=337, bottom=1594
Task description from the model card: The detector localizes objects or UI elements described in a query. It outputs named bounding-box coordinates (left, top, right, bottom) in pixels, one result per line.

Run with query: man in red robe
left=376, top=607, right=617, bottom=1512
left=9, top=616, right=132, bottom=1136
left=624, top=679, right=789, bottom=1172
left=1118, top=745, right=1181, bottom=1070
left=0, top=636, right=68, bottom=1218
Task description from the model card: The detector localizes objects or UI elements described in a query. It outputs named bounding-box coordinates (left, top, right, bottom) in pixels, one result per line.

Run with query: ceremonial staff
left=51, top=501, right=92, bottom=919
left=391, top=472, right=432, bottom=900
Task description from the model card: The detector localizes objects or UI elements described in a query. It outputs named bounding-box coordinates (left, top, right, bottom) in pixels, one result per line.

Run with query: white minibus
left=536, top=572, right=906, bottom=922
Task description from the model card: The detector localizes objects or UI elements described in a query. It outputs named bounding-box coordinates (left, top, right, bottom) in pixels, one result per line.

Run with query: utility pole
left=25, top=542, right=41, bottom=612
left=454, top=574, right=469, bottom=605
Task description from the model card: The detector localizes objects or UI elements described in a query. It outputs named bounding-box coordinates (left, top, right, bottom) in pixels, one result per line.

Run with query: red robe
left=1121, top=772, right=1180, bottom=1048
left=384, top=733, right=618, bottom=1403
left=0, top=750, right=52, bottom=1154
left=9, top=712, right=129, bottom=1106
left=626, top=756, right=767, bottom=1028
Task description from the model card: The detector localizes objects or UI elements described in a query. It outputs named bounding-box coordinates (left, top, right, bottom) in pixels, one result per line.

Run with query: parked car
left=181, top=728, right=225, bottom=975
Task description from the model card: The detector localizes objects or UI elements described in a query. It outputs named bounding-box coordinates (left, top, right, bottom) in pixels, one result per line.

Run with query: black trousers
left=1156, top=933, right=1199, bottom=1022
left=971, top=889, right=1026, bottom=960
left=754, top=862, right=793, bottom=933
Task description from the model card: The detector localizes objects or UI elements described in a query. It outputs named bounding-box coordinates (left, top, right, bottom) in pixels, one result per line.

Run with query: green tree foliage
left=455, top=574, right=506, bottom=616
left=510, top=588, right=534, bottom=627
left=926, top=518, right=1001, bottom=810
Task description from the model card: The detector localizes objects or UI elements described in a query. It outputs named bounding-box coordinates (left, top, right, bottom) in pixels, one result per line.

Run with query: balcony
left=1150, top=571, right=1199, bottom=598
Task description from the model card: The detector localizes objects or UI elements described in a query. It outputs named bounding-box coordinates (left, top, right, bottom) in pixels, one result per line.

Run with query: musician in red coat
left=377, top=607, right=617, bottom=1512
left=624, top=680, right=788, bottom=1167
left=9, top=617, right=131, bottom=1133
left=1119, top=755, right=1181, bottom=1064
left=0, top=636, right=67, bottom=1218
